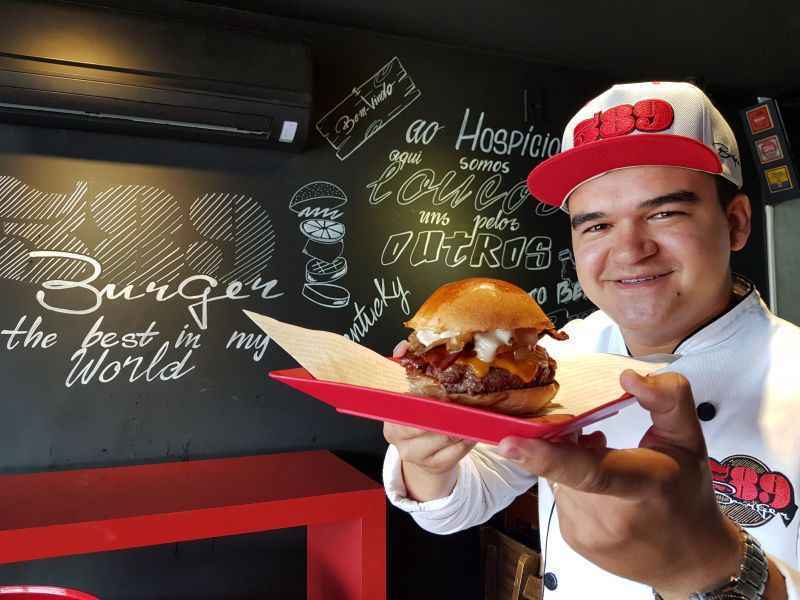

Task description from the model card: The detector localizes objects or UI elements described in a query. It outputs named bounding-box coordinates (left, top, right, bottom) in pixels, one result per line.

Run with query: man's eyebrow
left=571, top=211, right=605, bottom=229
left=638, top=190, right=701, bottom=210
left=570, top=190, right=701, bottom=230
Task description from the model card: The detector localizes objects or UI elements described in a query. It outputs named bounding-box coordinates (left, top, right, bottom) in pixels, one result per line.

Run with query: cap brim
left=527, top=134, right=723, bottom=208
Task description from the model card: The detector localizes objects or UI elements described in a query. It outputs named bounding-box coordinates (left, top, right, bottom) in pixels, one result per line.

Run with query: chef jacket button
left=697, top=402, right=716, bottom=422
left=543, top=571, right=558, bottom=591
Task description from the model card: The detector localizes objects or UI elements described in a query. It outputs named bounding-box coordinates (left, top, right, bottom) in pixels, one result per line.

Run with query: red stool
left=0, top=586, right=98, bottom=599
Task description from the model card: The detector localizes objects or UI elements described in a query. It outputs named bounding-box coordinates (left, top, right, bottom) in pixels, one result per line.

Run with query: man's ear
left=727, top=193, right=751, bottom=252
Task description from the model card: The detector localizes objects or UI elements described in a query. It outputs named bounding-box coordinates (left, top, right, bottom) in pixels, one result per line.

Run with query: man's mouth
left=615, top=272, right=671, bottom=285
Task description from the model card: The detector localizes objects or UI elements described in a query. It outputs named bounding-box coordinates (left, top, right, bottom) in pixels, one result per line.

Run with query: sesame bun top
left=404, top=277, right=553, bottom=333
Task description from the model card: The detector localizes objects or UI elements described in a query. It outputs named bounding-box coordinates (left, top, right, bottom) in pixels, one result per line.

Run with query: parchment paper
left=244, top=310, right=669, bottom=415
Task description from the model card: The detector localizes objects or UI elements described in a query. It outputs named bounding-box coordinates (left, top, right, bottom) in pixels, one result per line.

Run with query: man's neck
left=622, top=279, right=739, bottom=358
left=624, top=336, right=687, bottom=358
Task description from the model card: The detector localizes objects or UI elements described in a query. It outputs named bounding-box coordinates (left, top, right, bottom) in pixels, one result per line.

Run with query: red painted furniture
left=0, top=586, right=99, bottom=599
left=0, top=451, right=386, bottom=600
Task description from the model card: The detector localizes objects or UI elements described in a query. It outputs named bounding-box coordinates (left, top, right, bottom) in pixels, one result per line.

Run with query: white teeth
left=620, top=275, right=657, bottom=284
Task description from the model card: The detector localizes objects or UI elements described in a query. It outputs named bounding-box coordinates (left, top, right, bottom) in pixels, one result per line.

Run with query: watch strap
left=652, top=527, right=768, bottom=600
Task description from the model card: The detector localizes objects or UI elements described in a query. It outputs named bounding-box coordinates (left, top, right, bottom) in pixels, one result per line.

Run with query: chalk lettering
left=557, top=279, right=584, bottom=304
left=1, top=315, right=58, bottom=349
left=31, top=251, right=283, bottom=330
left=226, top=331, right=270, bottom=362
left=365, top=165, right=531, bottom=215
left=418, top=211, right=450, bottom=226
left=66, top=344, right=195, bottom=387
left=455, top=108, right=561, bottom=158
left=80, top=316, right=160, bottom=350
left=406, top=119, right=444, bottom=145
left=389, top=149, right=424, bottom=167
left=381, top=230, right=552, bottom=271
left=344, top=276, right=412, bottom=342
left=528, top=286, right=548, bottom=305
left=176, top=324, right=203, bottom=350
left=459, top=156, right=511, bottom=174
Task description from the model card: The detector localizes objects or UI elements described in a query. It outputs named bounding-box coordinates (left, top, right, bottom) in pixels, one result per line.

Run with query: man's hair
left=716, top=176, right=740, bottom=210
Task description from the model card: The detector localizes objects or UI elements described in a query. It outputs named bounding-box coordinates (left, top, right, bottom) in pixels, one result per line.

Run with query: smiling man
left=383, top=82, right=800, bottom=599
left=568, top=166, right=749, bottom=357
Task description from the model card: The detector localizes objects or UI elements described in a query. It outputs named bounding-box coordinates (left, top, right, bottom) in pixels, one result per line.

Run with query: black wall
left=0, top=2, right=768, bottom=598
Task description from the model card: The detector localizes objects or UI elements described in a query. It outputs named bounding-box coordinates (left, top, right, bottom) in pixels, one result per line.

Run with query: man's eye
left=650, top=211, right=683, bottom=219
left=583, top=223, right=608, bottom=234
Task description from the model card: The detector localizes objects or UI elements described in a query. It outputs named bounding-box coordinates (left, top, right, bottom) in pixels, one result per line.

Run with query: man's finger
left=397, top=431, right=468, bottom=464
left=620, top=370, right=706, bottom=455
left=497, top=436, right=682, bottom=497
left=428, top=439, right=477, bottom=470
left=497, top=436, right=610, bottom=492
left=579, top=431, right=607, bottom=450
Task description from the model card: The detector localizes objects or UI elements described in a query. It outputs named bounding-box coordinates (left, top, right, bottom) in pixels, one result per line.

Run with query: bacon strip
left=423, top=345, right=463, bottom=371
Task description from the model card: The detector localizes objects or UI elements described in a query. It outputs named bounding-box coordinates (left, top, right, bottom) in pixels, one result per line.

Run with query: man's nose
left=610, top=222, right=658, bottom=264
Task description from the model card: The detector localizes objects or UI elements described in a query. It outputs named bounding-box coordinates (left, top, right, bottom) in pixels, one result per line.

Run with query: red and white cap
left=527, top=81, right=742, bottom=209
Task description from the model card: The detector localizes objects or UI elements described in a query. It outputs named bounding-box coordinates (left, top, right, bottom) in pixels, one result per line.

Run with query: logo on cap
left=573, top=99, right=675, bottom=147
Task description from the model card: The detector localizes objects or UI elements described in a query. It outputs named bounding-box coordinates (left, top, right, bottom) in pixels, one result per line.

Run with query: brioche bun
left=404, top=277, right=553, bottom=333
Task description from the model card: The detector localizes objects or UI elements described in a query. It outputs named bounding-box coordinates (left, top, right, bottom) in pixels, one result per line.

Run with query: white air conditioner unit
left=0, top=1, right=313, bottom=150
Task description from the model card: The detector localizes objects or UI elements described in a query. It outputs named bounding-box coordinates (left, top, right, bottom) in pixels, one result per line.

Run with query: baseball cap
left=527, top=81, right=743, bottom=209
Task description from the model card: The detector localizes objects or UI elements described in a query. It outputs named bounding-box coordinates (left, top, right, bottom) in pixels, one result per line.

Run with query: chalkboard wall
left=0, top=2, right=768, bottom=598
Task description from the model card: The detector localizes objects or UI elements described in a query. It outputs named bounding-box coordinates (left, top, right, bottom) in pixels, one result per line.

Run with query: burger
left=394, top=277, right=568, bottom=416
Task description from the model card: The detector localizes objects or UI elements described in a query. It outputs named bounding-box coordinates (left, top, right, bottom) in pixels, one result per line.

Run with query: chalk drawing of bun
left=302, top=282, right=351, bottom=309
left=306, top=256, right=347, bottom=283
left=289, top=181, right=348, bottom=213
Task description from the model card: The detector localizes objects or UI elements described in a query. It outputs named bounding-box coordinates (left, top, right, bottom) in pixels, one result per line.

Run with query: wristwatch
left=652, top=527, right=768, bottom=600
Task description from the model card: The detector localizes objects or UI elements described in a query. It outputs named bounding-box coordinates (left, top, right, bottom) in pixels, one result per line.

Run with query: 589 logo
left=710, top=455, right=798, bottom=528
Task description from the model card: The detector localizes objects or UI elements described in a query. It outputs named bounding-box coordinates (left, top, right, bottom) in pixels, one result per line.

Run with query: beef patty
left=399, top=353, right=556, bottom=395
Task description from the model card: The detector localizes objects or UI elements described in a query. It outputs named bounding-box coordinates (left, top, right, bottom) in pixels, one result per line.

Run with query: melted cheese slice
left=456, top=354, right=540, bottom=383
left=456, top=356, right=491, bottom=378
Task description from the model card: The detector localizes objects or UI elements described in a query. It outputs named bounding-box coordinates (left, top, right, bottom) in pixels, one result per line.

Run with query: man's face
left=568, top=166, right=750, bottom=347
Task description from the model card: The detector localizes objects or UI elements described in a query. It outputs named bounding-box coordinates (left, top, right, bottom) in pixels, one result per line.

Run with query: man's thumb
left=620, top=370, right=706, bottom=455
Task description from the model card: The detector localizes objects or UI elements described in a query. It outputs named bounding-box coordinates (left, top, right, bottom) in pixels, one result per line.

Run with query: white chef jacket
left=384, top=278, right=800, bottom=598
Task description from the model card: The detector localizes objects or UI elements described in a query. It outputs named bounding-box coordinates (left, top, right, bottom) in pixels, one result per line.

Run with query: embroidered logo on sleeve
left=710, top=455, right=798, bottom=528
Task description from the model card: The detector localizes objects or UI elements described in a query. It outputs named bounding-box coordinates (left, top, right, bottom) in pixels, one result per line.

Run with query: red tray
left=270, top=368, right=635, bottom=445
